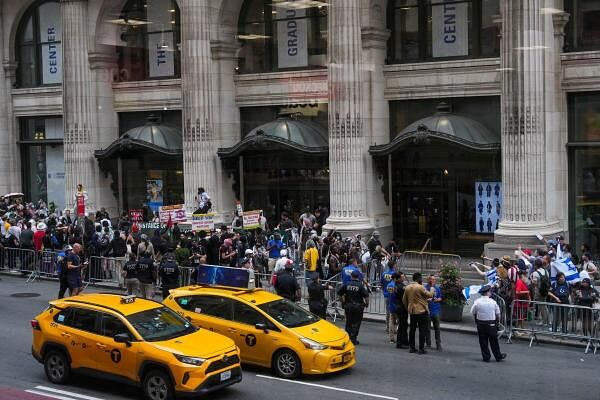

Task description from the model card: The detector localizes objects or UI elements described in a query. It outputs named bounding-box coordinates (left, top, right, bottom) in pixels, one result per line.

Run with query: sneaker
left=496, top=353, right=507, bottom=362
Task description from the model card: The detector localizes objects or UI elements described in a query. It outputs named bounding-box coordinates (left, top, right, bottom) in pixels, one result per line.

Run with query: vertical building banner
left=431, top=1, right=468, bottom=58
left=38, top=2, right=62, bottom=84
left=475, top=182, right=502, bottom=233
left=277, top=2, right=308, bottom=68
left=147, top=0, right=175, bottom=77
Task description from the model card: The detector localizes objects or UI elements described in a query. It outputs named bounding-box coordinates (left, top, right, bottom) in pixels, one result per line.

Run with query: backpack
left=536, top=269, right=550, bottom=296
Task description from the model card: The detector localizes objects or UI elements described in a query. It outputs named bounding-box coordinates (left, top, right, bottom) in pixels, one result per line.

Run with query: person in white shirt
left=274, top=249, right=291, bottom=274
left=470, top=285, right=506, bottom=363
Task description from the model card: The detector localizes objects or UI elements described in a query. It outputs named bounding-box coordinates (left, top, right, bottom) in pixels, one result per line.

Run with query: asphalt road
left=0, top=275, right=598, bottom=400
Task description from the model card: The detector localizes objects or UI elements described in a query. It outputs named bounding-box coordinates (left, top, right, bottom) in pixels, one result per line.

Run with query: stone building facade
left=1, top=0, right=600, bottom=256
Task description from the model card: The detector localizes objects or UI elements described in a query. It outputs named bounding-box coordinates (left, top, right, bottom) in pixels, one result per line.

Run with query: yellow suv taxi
left=163, top=286, right=355, bottom=379
left=31, top=294, right=242, bottom=399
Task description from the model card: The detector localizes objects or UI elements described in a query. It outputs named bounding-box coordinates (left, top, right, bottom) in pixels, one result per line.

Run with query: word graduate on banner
left=276, top=1, right=308, bottom=68
left=475, top=182, right=502, bottom=233
left=432, top=0, right=468, bottom=58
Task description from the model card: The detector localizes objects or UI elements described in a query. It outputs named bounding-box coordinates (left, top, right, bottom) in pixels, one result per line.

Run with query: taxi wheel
left=273, top=349, right=301, bottom=379
left=44, top=350, right=71, bottom=384
left=143, top=370, right=174, bottom=400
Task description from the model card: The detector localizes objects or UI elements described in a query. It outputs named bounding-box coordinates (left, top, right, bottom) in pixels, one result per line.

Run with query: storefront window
left=387, top=0, right=500, bottom=64
left=569, top=92, right=600, bottom=256
left=115, top=0, right=181, bottom=82
left=16, top=1, right=62, bottom=88
left=20, top=117, right=65, bottom=210
left=564, top=0, right=600, bottom=52
left=237, top=0, right=327, bottom=74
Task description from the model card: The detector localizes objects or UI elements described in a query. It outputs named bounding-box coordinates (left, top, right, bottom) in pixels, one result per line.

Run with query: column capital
left=552, top=11, right=570, bottom=38
left=88, top=51, right=117, bottom=70
left=2, top=61, right=17, bottom=79
left=210, top=40, right=240, bottom=60
left=361, top=28, right=390, bottom=50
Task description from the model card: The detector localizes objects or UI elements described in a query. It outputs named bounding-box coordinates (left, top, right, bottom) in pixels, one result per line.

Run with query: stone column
left=324, top=0, right=372, bottom=234
left=61, top=0, right=98, bottom=211
left=487, top=0, right=562, bottom=255
left=180, top=0, right=218, bottom=215
left=1, top=61, right=19, bottom=192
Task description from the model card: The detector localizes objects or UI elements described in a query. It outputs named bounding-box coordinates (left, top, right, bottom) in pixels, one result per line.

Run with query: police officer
left=307, top=272, right=332, bottom=319
left=122, top=253, right=139, bottom=296
left=275, top=262, right=301, bottom=301
left=471, top=285, right=507, bottom=362
left=136, top=251, right=157, bottom=299
left=158, top=252, right=180, bottom=299
left=338, top=270, right=369, bottom=345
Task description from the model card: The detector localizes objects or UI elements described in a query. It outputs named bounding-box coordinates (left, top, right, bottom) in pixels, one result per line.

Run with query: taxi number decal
left=110, top=349, right=122, bottom=363
left=245, top=334, right=257, bottom=347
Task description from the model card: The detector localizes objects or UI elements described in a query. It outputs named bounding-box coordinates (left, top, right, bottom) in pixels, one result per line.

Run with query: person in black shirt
left=338, top=270, right=369, bottom=345
left=158, top=253, right=180, bottom=299
left=394, top=272, right=410, bottom=349
left=66, top=243, right=84, bottom=296
left=137, top=252, right=157, bottom=299
left=307, top=272, right=332, bottom=319
left=275, top=264, right=300, bottom=301
left=122, top=254, right=139, bottom=296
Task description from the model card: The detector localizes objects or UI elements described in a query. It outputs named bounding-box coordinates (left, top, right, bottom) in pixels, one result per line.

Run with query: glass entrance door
left=400, top=192, right=449, bottom=250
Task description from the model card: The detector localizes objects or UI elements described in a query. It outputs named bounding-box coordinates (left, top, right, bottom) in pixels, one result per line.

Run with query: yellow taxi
left=31, top=294, right=242, bottom=399
left=163, top=286, right=355, bottom=379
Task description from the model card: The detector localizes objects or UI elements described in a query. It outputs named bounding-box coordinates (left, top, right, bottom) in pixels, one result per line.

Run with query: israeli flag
left=550, top=257, right=581, bottom=283
left=463, top=285, right=485, bottom=301
left=486, top=268, right=498, bottom=286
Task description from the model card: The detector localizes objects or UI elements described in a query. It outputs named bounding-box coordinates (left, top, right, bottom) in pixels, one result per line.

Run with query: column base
left=323, top=217, right=392, bottom=241
left=484, top=220, right=565, bottom=259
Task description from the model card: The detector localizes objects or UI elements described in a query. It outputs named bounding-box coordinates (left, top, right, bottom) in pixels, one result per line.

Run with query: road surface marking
left=28, top=386, right=107, bottom=400
left=255, top=375, right=399, bottom=400
left=25, top=390, right=78, bottom=400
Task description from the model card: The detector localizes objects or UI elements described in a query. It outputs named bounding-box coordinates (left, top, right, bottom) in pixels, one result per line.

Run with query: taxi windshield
left=258, top=299, right=318, bottom=328
left=127, top=307, right=196, bottom=342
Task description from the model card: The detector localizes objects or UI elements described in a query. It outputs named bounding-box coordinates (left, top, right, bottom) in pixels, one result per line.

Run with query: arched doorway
left=218, top=113, right=329, bottom=226
left=371, top=104, right=501, bottom=254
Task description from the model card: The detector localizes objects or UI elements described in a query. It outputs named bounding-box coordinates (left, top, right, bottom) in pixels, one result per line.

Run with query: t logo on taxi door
left=110, top=349, right=122, bottom=363
left=245, top=334, right=257, bottom=347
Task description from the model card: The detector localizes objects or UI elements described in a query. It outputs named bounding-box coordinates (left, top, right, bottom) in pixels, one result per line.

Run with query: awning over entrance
left=217, top=113, right=328, bottom=158
left=369, top=103, right=500, bottom=156
left=95, top=116, right=182, bottom=159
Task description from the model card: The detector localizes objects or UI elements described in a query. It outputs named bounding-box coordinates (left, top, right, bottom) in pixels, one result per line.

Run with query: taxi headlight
left=300, top=337, right=328, bottom=350
left=174, top=354, right=206, bottom=366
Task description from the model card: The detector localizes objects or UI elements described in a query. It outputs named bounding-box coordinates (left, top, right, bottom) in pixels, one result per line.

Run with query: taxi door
left=228, top=300, right=277, bottom=366
left=93, top=312, right=140, bottom=382
left=53, top=307, right=100, bottom=370
left=180, top=295, right=234, bottom=337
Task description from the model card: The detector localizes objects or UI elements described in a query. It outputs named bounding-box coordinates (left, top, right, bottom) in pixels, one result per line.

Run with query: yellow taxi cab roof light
left=120, top=295, right=136, bottom=304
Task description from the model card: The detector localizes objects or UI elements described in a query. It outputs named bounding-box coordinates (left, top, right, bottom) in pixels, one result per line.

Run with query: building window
left=237, top=0, right=327, bottom=74
left=564, top=0, right=600, bottom=52
left=568, top=93, right=600, bottom=257
left=386, top=0, right=500, bottom=64
left=16, top=0, right=62, bottom=88
left=115, top=0, right=181, bottom=82
left=20, top=117, right=65, bottom=210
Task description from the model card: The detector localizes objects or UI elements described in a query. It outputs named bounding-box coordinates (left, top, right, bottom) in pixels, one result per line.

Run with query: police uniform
left=470, top=285, right=506, bottom=362
left=122, top=260, right=139, bottom=296
left=337, top=275, right=369, bottom=344
left=307, top=278, right=328, bottom=319
left=158, top=254, right=180, bottom=299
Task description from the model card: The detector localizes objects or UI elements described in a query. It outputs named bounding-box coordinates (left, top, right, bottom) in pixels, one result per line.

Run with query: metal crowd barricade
left=0, top=247, right=39, bottom=282
left=508, top=299, right=599, bottom=354
left=85, top=256, right=125, bottom=289
left=398, top=251, right=462, bottom=273
left=38, top=250, right=61, bottom=279
left=491, top=293, right=508, bottom=339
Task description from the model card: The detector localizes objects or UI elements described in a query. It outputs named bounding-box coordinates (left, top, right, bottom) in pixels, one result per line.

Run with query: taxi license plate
left=220, top=370, right=232, bottom=382
left=342, top=353, right=352, bottom=363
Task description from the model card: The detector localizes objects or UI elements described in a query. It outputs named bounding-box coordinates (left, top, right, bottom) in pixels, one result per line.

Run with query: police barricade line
left=84, top=256, right=125, bottom=289
left=37, top=250, right=61, bottom=279
left=397, top=251, right=462, bottom=273
left=0, top=247, right=39, bottom=282
left=491, top=293, right=508, bottom=339
left=508, top=299, right=599, bottom=354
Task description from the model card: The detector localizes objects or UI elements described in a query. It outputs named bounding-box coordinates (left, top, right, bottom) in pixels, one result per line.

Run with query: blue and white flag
left=463, top=285, right=485, bottom=301
left=550, top=257, right=581, bottom=283
left=485, top=268, right=498, bottom=286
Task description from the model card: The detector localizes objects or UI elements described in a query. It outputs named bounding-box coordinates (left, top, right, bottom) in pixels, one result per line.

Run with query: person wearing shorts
left=66, top=243, right=84, bottom=296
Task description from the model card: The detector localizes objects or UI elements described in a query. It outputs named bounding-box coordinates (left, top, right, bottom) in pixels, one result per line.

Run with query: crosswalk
left=25, top=386, right=107, bottom=400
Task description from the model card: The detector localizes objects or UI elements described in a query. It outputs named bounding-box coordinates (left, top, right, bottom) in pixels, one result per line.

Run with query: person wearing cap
left=470, top=285, right=506, bottom=362
left=307, top=272, right=332, bottom=319
left=338, top=269, right=369, bottom=345
left=275, top=261, right=300, bottom=302
left=57, top=245, right=73, bottom=299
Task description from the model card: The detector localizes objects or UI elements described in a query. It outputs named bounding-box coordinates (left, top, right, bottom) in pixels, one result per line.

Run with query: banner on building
left=242, top=210, right=262, bottom=229
left=39, top=2, right=62, bottom=84
left=146, top=179, right=163, bottom=212
left=192, top=213, right=215, bottom=232
left=159, top=204, right=187, bottom=223
left=146, top=0, right=175, bottom=78
left=475, top=182, right=502, bottom=233
left=276, top=3, right=308, bottom=68
left=432, top=1, right=468, bottom=58
left=75, top=195, right=86, bottom=217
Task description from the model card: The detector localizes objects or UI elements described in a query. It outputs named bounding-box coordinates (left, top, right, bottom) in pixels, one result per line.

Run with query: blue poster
left=193, top=264, right=250, bottom=289
left=475, top=181, right=502, bottom=233
left=146, top=179, right=163, bottom=212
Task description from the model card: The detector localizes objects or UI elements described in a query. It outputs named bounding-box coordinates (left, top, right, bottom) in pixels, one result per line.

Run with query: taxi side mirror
left=114, top=333, right=132, bottom=347
left=255, top=323, right=269, bottom=333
